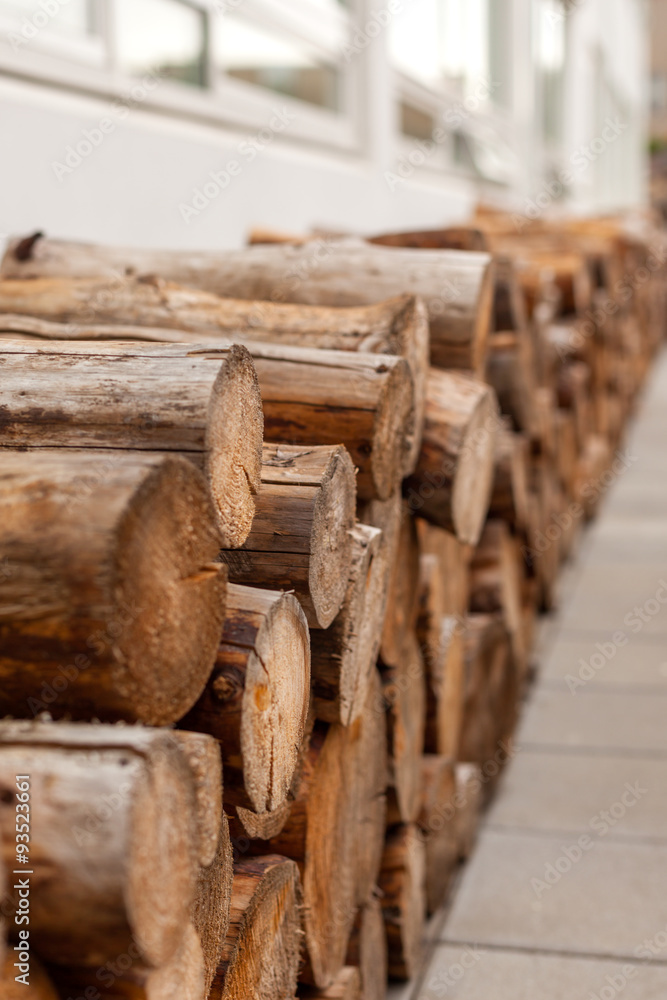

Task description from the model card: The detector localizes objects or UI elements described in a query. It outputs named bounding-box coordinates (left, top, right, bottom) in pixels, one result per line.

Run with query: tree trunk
left=220, top=444, right=356, bottom=628
left=48, top=924, right=206, bottom=1000
left=0, top=451, right=226, bottom=725
left=208, top=856, right=303, bottom=1000
left=345, top=898, right=387, bottom=1000
left=0, top=723, right=201, bottom=969
left=378, top=825, right=426, bottom=981
left=180, top=584, right=310, bottom=817
left=404, top=370, right=499, bottom=545
left=382, top=632, right=426, bottom=826
left=300, top=968, right=361, bottom=1000
left=0, top=278, right=428, bottom=477
left=0, top=340, right=262, bottom=547
left=0, top=235, right=495, bottom=376
left=310, top=523, right=386, bottom=725
left=417, top=756, right=458, bottom=914
left=192, top=817, right=234, bottom=997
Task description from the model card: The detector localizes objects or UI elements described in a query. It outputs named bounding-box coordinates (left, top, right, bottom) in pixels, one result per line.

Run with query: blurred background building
left=0, top=0, right=651, bottom=247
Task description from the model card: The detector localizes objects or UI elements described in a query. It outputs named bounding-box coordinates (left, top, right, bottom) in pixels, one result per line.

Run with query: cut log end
left=207, top=343, right=263, bottom=547
left=113, top=457, right=228, bottom=725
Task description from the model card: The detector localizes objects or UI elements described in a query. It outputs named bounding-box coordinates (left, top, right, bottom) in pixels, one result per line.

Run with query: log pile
left=0, top=214, right=663, bottom=999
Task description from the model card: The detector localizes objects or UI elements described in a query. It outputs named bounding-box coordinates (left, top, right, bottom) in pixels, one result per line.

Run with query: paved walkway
left=411, top=351, right=667, bottom=999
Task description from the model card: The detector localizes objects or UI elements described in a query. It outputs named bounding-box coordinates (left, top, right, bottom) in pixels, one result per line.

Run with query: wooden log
left=48, top=923, right=206, bottom=1000
left=454, top=763, right=483, bottom=860
left=345, top=898, right=387, bottom=1000
left=353, top=669, right=389, bottom=909
left=459, top=615, right=517, bottom=769
left=171, top=731, right=223, bottom=869
left=0, top=340, right=262, bottom=548
left=382, top=632, right=426, bottom=826
left=2, top=954, right=59, bottom=999
left=208, top=856, right=303, bottom=1000
left=0, top=235, right=496, bottom=376
left=310, top=523, right=386, bottom=725
left=0, top=279, right=428, bottom=477
left=489, top=424, right=530, bottom=531
left=417, top=756, right=458, bottom=914
left=380, top=503, right=420, bottom=669
left=404, top=369, right=499, bottom=545
left=378, top=825, right=425, bottom=981
left=180, top=584, right=310, bottom=817
left=469, top=520, right=527, bottom=678
left=423, top=616, right=465, bottom=761
left=0, top=451, right=226, bottom=725
left=0, top=722, right=200, bottom=968
left=416, top=522, right=471, bottom=619
left=193, top=816, right=234, bottom=997
left=369, top=226, right=487, bottom=252
left=300, top=967, right=361, bottom=1000
left=220, top=444, right=356, bottom=628
left=230, top=800, right=292, bottom=842
left=486, top=331, right=539, bottom=436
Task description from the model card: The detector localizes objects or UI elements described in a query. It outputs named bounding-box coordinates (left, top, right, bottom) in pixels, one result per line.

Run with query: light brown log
left=180, top=584, right=310, bottom=817
left=417, top=756, right=458, bottom=914
left=369, top=227, right=487, bottom=252
left=0, top=327, right=416, bottom=504
left=208, top=856, right=303, bottom=1000
left=0, top=339, right=262, bottom=547
left=404, top=369, right=499, bottom=545
left=454, top=763, right=483, bottom=860
left=469, top=520, right=527, bottom=678
left=171, top=731, right=223, bottom=869
left=345, top=898, right=387, bottom=1000
left=459, top=615, right=517, bottom=769
left=486, top=330, right=539, bottom=436
left=382, top=632, right=426, bottom=826
left=230, top=800, right=292, bottom=841
left=0, top=235, right=496, bottom=376
left=300, top=967, right=361, bottom=1000
left=2, top=954, right=59, bottom=999
left=249, top=688, right=387, bottom=990
left=380, top=503, right=420, bottom=668
left=0, top=722, right=200, bottom=969
left=489, top=424, right=530, bottom=530
left=357, top=492, right=402, bottom=606
left=220, top=444, right=356, bottom=628
left=0, top=451, right=226, bottom=725
left=0, top=279, right=428, bottom=477
left=48, top=923, right=206, bottom=1000
left=416, top=522, right=471, bottom=620
left=424, top=616, right=465, bottom=760
left=378, top=824, right=425, bottom=981
left=310, top=523, right=386, bottom=725
left=192, top=817, right=234, bottom=997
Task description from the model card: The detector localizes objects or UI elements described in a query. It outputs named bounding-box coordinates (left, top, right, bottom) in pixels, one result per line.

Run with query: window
left=534, top=0, right=566, bottom=146
left=0, top=0, right=96, bottom=41
left=115, top=0, right=207, bottom=88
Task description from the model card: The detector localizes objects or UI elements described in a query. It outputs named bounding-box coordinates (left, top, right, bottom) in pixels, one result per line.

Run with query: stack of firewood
left=0, top=215, right=664, bottom=1000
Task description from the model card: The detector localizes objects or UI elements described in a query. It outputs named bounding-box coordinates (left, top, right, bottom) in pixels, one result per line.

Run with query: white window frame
left=0, top=0, right=362, bottom=153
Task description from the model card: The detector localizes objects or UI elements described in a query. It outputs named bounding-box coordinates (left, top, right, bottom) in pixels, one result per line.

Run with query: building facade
left=0, top=0, right=650, bottom=249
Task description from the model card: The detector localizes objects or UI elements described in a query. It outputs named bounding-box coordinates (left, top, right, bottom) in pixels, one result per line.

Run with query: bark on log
left=0, top=340, right=262, bottom=547
left=0, top=722, right=200, bottom=969
left=220, top=444, right=356, bottom=628
left=417, top=756, right=458, bottom=914
left=345, top=898, right=387, bottom=1000
left=310, top=523, right=386, bottom=725
left=300, top=967, right=361, bottom=1000
left=2, top=954, right=59, bottom=1000
left=404, top=370, right=499, bottom=545
left=180, top=584, right=310, bottom=817
left=0, top=279, right=428, bottom=476
left=378, top=825, right=425, bottom=981
left=379, top=504, right=420, bottom=669
left=48, top=923, right=206, bottom=1000
left=382, top=632, right=426, bottom=826
left=0, top=451, right=226, bottom=725
left=208, top=856, right=303, bottom=1000
left=192, top=816, right=234, bottom=997
left=0, top=235, right=496, bottom=376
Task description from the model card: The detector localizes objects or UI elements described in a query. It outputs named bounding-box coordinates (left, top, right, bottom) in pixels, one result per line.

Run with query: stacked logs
left=0, top=216, right=663, bottom=1000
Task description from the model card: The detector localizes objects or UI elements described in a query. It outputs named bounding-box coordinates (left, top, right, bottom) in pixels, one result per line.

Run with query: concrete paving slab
left=540, top=635, right=667, bottom=690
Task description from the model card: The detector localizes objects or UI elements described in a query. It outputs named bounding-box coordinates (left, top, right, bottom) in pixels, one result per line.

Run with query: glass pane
left=115, top=0, right=206, bottom=87
left=216, top=16, right=340, bottom=111
left=0, top=0, right=94, bottom=39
